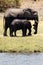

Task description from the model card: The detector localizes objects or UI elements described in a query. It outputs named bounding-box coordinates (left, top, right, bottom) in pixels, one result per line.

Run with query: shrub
left=0, top=0, right=21, bottom=12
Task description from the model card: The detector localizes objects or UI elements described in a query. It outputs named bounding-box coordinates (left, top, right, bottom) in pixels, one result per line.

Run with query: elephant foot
left=15, top=35, right=16, bottom=37
left=22, top=35, right=25, bottom=37
left=3, top=33, right=7, bottom=36
left=23, top=34, right=26, bottom=37
left=10, top=34, right=14, bottom=37
left=22, top=33, right=26, bottom=37
left=34, top=32, right=37, bottom=34
left=28, top=33, right=32, bottom=36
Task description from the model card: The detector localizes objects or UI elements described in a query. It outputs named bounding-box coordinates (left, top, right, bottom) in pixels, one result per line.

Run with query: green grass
left=0, top=16, right=43, bottom=53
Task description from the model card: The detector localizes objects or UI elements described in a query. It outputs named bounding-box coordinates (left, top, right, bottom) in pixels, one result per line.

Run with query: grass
left=0, top=16, right=43, bottom=53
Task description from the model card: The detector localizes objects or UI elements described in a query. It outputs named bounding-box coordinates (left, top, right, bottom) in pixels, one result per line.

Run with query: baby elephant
left=10, top=19, right=32, bottom=37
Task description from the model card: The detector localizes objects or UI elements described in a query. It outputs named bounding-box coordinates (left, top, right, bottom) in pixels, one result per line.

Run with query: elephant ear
left=24, top=11, right=31, bottom=17
left=33, top=11, right=38, bottom=16
left=23, top=8, right=32, bottom=12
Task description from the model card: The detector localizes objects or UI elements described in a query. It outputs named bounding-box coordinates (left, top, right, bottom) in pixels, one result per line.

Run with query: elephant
left=10, top=19, right=32, bottom=37
left=3, top=8, right=39, bottom=36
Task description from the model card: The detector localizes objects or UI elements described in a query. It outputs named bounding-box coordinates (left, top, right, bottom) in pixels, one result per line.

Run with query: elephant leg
left=25, top=29, right=27, bottom=36
left=14, top=30, right=16, bottom=36
left=22, top=29, right=26, bottom=36
left=9, top=26, right=13, bottom=37
left=22, top=31, right=25, bottom=36
left=10, top=31, right=13, bottom=37
left=22, top=30, right=24, bottom=36
left=3, top=26, right=8, bottom=36
left=22, top=28, right=25, bottom=36
left=28, top=28, right=31, bottom=36
left=33, top=21, right=38, bottom=34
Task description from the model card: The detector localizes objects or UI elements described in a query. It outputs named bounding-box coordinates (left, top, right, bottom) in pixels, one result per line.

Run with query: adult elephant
left=10, top=19, right=32, bottom=37
left=3, top=8, right=39, bottom=36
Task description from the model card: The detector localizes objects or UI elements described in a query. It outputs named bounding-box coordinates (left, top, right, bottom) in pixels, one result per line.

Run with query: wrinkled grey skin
left=10, top=19, right=32, bottom=37
left=3, top=8, right=39, bottom=36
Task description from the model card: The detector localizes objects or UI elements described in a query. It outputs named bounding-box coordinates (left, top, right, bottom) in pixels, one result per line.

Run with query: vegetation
left=0, top=0, right=21, bottom=12
left=0, top=16, right=43, bottom=53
